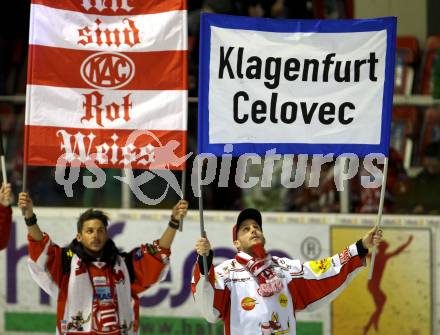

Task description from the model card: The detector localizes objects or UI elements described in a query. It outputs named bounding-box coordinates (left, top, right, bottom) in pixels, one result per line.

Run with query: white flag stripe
left=26, top=1, right=188, bottom=169
left=30, top=4, right=187, bottom=52
left=26, top=85, right=187, bottom=131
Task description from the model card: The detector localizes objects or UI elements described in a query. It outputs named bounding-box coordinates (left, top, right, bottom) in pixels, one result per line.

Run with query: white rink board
left=0, top=208, right=438, bottom=335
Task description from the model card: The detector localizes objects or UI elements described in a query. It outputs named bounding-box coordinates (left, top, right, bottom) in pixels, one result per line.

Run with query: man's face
left=233, top=219, right=265, bottom=254
left=76, top=219, right=108, bottom=256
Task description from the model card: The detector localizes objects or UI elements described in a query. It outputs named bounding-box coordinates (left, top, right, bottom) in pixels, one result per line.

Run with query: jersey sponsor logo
left=95, top=286, right=112, bottom=302
left=241, top=297, right=257, bottom=311
left=93, top=276, right=108, bottom=286
left=278, top=293, right=288, bottom=308
left=80, top=51, right=135, bottom=89
left=309, top=257, right=331, bottom=275
left=339, top=248, right=351, bottom=266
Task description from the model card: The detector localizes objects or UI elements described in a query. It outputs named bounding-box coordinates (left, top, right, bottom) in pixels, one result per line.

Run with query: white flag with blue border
left=198, top=14, right=396, bottom=157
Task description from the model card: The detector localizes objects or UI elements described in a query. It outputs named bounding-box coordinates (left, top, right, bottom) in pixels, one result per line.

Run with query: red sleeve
left=130, top=239, right=169, bottom=293
left=0, top=206, right=12, bottom=250
left=288, top=256, right=363, bottom=311
left=28, top=233, right=64, bottom=287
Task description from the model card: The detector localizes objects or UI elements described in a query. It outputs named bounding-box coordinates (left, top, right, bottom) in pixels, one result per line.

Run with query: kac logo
left=81, top=51, right=135, bottom=89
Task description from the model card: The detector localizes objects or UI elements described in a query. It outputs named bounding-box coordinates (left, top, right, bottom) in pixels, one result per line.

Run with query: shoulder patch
left=145, top=244, right=157, bottom=256
left=309, top=258, right=331, bottom=275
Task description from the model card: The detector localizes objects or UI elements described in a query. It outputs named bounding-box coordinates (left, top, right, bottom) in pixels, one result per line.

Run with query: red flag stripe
left=27, top=45, right=188, bottom=90
left=24, top=125, right=187, bottom=170
left=31, top=0, right=186, bottom=16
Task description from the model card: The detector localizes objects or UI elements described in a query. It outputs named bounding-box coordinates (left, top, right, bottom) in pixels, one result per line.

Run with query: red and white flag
left=25, top=0, right=187, bottom=169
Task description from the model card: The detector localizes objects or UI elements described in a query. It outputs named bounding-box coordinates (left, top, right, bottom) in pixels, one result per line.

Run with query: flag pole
left=0, top=129, right=7, bottom=183
left=178, top=14, right=189, bottom=231
left=22, top=84, right=32, bottom=215
left=368, top=156, right=389, bottom=280
left=178, top=168, right=186, bottom=232
left=178, top=95, right=188, bottom=232
left=21, top=136, right=29, bottom=216
left=197, top=156, right=209, bottom=276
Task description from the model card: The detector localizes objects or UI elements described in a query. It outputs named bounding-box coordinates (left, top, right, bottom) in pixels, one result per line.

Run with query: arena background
left=1, top=0, right=440, bottom=334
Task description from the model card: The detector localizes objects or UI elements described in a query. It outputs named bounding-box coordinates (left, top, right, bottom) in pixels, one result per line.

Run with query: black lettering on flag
left=219, top=46, right=235, bottom=79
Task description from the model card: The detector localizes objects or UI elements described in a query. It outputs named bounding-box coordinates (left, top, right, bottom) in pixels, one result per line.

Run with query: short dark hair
left=77, top=209, right=109, bottom=233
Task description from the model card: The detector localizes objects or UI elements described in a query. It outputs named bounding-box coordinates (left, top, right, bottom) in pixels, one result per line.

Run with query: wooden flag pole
left=368, top=156, right=389, bottom=280
left=0, top=129, right=7, bottom=183
left=21, top=143, right=28, bottom=216
left=197, top=156, right=209, bottom=276
left=178, top=90, right=189, bottom=232
left=22, top=94, right=31, bottom=215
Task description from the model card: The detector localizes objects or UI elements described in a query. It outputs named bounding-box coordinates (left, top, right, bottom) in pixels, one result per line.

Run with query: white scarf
left=61, top=254, right=135, bottom=335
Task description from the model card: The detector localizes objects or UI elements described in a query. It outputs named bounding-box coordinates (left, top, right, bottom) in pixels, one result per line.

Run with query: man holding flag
left=0, top=183, right=12, bottom=250
left=18, top=192, right=188, bottom=335
left=192, top=208, right=383, bottom=335
left=193, top=14, right=396, bottom=333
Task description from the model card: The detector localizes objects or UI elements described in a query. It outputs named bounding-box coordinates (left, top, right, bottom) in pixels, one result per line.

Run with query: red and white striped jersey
left=28, top=233, right=170, bottom=334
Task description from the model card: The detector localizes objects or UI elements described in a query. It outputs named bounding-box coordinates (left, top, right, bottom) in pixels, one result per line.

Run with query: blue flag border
left=197, top=14, right=397, bottom=157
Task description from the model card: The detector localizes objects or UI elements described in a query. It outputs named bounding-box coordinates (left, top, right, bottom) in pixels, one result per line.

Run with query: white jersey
left=192, top=243, right=365, bottom=335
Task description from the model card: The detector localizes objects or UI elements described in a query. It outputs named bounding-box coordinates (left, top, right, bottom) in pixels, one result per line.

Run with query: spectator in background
left=242, top=158, right=286, bottom=212
left=0, top=182, right=12, bottom=250
left=266, top=0, right=314, bottom=19
left=283, top=160, right=339, bottom=213
left=187, top=0, right=314, bottom=95
left=188, top=0, right=235, bottom=95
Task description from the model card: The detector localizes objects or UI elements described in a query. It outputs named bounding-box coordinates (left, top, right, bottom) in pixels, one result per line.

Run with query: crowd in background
left=0, top=0, right=439, bottom=214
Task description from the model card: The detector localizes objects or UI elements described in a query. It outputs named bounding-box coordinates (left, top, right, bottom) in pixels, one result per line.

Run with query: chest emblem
left=241, top=297, right=257, bottom=311
left=260, top=312, right=290, bottom=335
left=278, top=293, right=288, bottom=308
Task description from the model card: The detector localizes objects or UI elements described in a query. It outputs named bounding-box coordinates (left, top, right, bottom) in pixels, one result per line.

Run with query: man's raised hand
left=18, top=192, right=34, bottom=219
left=0, top=183, right=12, bottom=207
left=362, top=226, right=383, bottom=249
